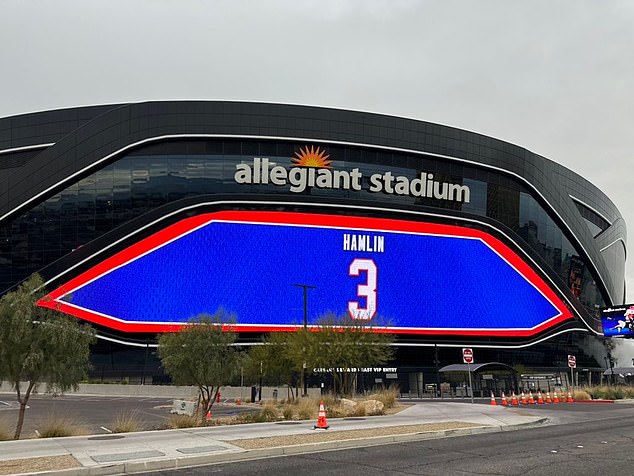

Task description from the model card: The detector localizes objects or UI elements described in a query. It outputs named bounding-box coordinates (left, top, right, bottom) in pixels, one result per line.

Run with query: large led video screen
left=39, top=211, right=572, bottom=336
left=601, top=304, right=634, bottom=337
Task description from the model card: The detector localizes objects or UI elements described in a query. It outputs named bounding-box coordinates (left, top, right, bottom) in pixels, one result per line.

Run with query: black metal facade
left=0, top=102, right=627, bottom=358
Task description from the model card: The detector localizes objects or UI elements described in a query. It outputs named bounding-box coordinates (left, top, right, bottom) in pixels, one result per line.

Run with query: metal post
left=141, top=341, right=149, bottom=385
left=259, top=361, right=263, bottom=402
left=293, top=283, right=316, bottom=397
left=467, top=362, right=474, bottom=404
left=434, top=344, right=440, bottom=398
left=240, top=366, right=244, bottom=402
left=607, top=353, right=615, bottom=385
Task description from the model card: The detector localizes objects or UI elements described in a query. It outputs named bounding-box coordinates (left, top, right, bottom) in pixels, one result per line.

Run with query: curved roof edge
left=0, top=101, right=626, bottom=305
left=439, top=362, right=517, bottom=373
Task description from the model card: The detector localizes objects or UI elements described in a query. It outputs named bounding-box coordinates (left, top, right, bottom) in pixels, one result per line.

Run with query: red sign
left=462, top=348, right=474, bottom=364
left=568, top=355, right=576, bottom=368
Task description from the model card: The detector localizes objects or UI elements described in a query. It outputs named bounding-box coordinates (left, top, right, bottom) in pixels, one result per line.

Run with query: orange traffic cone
left=528, top=391, right=535, bottom=404
left=490, top=392, right=497, bottom=406
left=206, top=409, right=212, bottom=421
left=567, top=390, right=574, bottom=403
left=314, top=401, right=329, bottom=429
left=553, top=391, right=560, bottom=404
left=545, top=391, right=552, bottom=404
left=501, top=392, right=508, bottom=406
left=520, top=391, right=527, bottom=405
left=537, top=391, right=544, bottom=404
left=511, top=392, right=519, bottom=405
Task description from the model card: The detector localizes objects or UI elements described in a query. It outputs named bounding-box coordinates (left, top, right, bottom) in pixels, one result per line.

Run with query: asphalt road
left=0, top=394, right=255, bottom=436
left=149, top=410, right=634, bottom=475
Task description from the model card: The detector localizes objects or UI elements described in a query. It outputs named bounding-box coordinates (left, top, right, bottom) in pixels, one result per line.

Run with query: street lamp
left=604, top=355, right=615, bottom=386
left=294, top=283, right=316, bottom=397
left=434, top=344, right=441, bottom=398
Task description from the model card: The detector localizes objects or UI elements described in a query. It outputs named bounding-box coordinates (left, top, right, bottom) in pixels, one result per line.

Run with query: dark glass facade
left=0, top=139, right=609, bottom=318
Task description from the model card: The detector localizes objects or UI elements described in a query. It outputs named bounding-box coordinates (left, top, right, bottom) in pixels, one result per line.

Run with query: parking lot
left=0, top=394, right=255, bottom=437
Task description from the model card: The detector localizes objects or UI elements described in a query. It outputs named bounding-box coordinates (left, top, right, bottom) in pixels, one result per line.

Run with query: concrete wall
left=0, top=382, right=321, bottom=401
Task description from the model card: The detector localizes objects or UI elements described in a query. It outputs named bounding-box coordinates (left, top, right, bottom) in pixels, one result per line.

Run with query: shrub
left=167, top=414, right=200, bottom=429
left=111, top=410, right=144, bottom=433
left=581, top=385, right=634, bottom=400
left=282, top=404, right=294, bottom=420
left=573, top=389, right=591, bottom=401
left=236, top=410, right=268, bottom=423
left=295, top=397, right=318, bottom=420
left=326, top=404, right=347, bottom=418
left=38, top=414, right=85, bottom=438
left=598, top=386, right=626, bottom=400
left=258, top=403, right=280, bottom=422
left=0, top=417, right=12, bottom=441
left=320, top=393, right=339, bottom=409
left=371, top=385, right=400, bottom=409
left=587, top=385, right=613, bottom=400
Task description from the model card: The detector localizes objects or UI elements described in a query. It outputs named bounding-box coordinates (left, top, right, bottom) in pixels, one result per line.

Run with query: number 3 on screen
left=348, top=258, right=377, bottom=320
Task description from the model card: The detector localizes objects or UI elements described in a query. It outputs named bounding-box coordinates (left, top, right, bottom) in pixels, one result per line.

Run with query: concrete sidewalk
left=0, top=402, right=547, bottom=475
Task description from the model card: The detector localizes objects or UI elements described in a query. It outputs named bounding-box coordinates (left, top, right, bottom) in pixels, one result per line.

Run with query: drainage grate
left=177, top=445, right=228, bottom=454
left=87, top=435, right=125, bottom=441
left=91, top=450, right=165, bottom=463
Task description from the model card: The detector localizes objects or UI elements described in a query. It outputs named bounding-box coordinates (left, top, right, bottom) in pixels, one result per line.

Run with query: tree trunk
left=14, top=381, right=35, bottom=440
left=332, top=372, right=343, bottom=396
left=199, top=386, right=213, bottom=425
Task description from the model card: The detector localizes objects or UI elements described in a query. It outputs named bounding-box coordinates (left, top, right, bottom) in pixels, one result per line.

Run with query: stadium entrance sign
left=234, top=147, right=471, bottom=203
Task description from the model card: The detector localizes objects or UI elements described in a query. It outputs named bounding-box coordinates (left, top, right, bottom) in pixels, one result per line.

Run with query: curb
left=573, top=399, right=615, bottom=404
left=18, top=418, right=549, bottom=476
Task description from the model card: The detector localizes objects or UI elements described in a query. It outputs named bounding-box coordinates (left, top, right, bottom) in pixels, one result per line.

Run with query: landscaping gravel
left=0, top=455, right=80, bottom=475
left=228, top=421, right=484, bottom=449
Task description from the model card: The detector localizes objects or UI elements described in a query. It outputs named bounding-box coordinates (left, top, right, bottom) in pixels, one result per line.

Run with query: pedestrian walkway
left=0, top=402, right=546, bottom=475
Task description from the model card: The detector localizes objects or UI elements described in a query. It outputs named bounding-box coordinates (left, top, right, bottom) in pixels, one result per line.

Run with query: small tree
left=245, top=332, right=302, bottom=401
left=253, top=313, right=394, bottom=398
left=158, top=311, right=239, bottom=424
left=0, top=274, right=96, bottom=439
left=310, top=313, right=395, bottom=396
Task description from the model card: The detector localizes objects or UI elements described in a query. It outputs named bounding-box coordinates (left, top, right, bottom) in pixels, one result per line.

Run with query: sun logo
left=292, top=145, right=332, bottom=168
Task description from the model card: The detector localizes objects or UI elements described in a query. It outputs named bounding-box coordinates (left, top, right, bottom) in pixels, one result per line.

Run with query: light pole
left=259, top=361, right=263, bottom=402
left=434, top=344, right=440, bottom=398
left=294, top=283, right=316, bottom=397
left=604, top=355, right=615, bottom=385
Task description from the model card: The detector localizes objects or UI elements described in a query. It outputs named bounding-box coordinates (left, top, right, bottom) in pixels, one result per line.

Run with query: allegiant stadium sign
left=234, top=146, right=471, bottom=203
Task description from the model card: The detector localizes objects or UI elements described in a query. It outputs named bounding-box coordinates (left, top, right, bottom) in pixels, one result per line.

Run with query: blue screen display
left=45, top=211, right=570, bottom=335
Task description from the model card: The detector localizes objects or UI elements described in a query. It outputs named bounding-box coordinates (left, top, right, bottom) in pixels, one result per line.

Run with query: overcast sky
left=2, top=0, right=633, bottom=301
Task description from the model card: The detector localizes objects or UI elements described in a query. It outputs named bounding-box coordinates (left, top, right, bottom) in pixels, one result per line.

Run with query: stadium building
left=0, top=102, right=626, bottom=392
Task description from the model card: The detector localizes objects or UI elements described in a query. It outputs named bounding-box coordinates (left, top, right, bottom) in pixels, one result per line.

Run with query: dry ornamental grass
left=0, top=418, right=12, bottom=441
left=37, top=414, right=86, bottom=438
left=111, top=410, right=144, bottom=433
